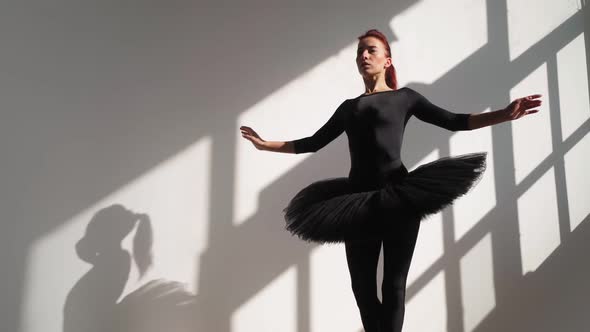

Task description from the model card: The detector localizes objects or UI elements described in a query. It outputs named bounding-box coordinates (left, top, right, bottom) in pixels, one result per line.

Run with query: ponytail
left=385, top=63, right=398, bottom=91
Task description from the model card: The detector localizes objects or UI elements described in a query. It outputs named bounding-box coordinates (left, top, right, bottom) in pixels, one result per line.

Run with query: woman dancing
left=240, top=29, right=541, bottom=332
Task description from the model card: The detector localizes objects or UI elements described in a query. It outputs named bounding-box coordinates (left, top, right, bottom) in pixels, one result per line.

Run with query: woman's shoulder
left=397, top=86, right=426, bottom=103
left=398, top=86, right=416, bottom=95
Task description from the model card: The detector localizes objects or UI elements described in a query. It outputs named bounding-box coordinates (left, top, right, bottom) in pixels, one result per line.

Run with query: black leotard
left=290, top=87, right=472, bottom=183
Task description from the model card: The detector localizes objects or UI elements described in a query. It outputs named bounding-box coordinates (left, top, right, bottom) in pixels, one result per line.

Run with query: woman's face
left=356, top=36, right=391, bottom=78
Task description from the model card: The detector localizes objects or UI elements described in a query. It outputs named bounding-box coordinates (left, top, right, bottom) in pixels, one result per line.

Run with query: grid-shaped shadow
left=2, top=1, right=588, bottom=332
left=196, top=2, right=589, bottom=332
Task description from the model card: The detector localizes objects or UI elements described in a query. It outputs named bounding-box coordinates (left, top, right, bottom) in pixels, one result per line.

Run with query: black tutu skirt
left=282, top=152, right=487, bottom=244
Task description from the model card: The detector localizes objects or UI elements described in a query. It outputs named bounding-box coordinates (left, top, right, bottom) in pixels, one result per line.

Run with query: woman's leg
left=380, top=218, right=421, bottom=332
left=345, top=237, right=383, bottom=332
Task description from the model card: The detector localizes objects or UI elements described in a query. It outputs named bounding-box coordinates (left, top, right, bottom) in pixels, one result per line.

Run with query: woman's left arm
left=467, top=94, right=542, bottom=130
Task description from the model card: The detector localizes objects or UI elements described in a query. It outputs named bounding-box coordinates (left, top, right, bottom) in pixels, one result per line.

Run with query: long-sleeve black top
left=290, top=87, right=471, bottom=182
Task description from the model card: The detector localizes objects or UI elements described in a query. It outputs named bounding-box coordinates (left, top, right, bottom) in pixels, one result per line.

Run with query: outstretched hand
left=240, top=125, right=266, bottom=150
left=501, top=94, right=542, bottom=121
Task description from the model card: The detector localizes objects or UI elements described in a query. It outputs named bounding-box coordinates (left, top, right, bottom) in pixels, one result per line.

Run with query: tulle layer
left=282, top=152, right=487, bottom=244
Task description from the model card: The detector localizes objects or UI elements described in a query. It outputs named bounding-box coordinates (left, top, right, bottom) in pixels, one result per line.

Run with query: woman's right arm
left=240, top=100, right=349, bottom=154
left=239, top=126, right=296, bottom=153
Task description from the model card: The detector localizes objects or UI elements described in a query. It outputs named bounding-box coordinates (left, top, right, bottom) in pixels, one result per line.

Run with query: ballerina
left=240, top=28, right=541, bottom=332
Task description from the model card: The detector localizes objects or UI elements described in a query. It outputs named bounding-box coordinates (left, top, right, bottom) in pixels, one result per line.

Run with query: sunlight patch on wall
left=557, top=33, right=590, bottom=140
left=451, top=117, right=496, bottom=241
left=511, top=63, right=551, bottom=184
left=507, top=0, right=580, bottom=61
left=460, top=233, right=495, bottom=332
left=517, top=167, right=560, bottom=274
left=310, top=244, right=361, bottom=332
left=234, top=44, right=363, bottom=226
left=407, top=214, right=443, bottom=285
left=389, top=0, right=487, bottom=85
left=564, top=132, right=590, bottom=231
left=404, top=271, right=447, bottom=331
left=231, top=266, right=297, bottom=332
left=21, top=137, right=211, bottom=332
left=407, top=149, right=444, bottom=285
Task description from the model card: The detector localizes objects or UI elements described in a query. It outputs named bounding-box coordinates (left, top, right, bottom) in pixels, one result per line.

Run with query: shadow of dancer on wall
left=63, top=204, right=197, bottom=332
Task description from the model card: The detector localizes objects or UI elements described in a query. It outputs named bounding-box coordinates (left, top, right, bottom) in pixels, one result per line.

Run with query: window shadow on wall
left=1, top=1, right=588, bottom=332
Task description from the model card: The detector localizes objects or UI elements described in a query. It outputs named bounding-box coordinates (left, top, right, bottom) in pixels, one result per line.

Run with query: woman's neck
left=362, top=75, right=391, bottom=94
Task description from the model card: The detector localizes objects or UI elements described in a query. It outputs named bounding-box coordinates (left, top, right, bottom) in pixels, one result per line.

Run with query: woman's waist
left=348, top=162, right=408, bottom=190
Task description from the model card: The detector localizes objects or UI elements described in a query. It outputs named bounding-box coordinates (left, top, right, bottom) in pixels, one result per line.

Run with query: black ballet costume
left=282, top=87, right=486, bottom=332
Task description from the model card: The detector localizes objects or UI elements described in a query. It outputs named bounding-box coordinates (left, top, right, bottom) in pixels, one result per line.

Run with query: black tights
left=345, top=217, right=420, bottom=332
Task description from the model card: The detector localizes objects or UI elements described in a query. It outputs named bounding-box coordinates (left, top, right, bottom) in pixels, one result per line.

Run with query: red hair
left=357, top=29, right=398, bottom=90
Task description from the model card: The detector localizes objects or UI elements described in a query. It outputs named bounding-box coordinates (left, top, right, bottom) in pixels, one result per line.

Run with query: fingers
left=525, top=94, right=542, bottom=100
left=520, top=95, right=542, bottom=105
left=524, top=99, right=542, bottom=109
left=240, top=125, right=254, bottom=131
left=239, top=126, right=250, bottom=138
left=512, top=108, right=539, bottom=120
left=239, top=126, right=261, bottom=145
left=521, top=95, right=542, bottom=108
left=509, top=94, right=542, bottom=119
left=518, top=109, right=538, bottom=119
left=240, top=126, right=256, bottom=136
left=241, top=132, right=255, bottom=143
left=240, top=125, right=258, bottom=133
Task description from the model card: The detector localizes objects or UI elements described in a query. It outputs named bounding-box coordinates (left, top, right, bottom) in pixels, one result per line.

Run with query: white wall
left=2, top=1, right=589, bottom=331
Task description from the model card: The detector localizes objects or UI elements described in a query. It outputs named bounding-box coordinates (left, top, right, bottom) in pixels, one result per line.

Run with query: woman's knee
left=381, top=283, right=406, bottom=307
left=350, top=276, right=376, bottom=296
left=382, top=276, right=407, bottom=294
